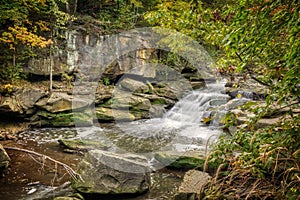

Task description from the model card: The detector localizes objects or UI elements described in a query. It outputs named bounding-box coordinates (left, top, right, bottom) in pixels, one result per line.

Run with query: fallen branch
left=4, top=146, right=83, bottom=182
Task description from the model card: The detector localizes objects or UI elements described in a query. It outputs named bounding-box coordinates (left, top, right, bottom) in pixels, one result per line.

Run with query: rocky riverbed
left=0, top=128, right=188, bottom=200
left=0, top=73, right=271, bottom=200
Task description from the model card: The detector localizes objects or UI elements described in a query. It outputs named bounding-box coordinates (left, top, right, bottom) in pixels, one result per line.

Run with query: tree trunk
left=66, top=1, right=70, bottom=13
left=73, top=0, right=78, bottom=15
left=50, top=43, right=53, bottom=92
left=13, top=49, right=16, bottom=67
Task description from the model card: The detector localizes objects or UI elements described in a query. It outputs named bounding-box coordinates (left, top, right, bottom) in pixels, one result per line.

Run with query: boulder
left=154, top=81, right=191, bottom=100
left=36, top=92, right=91, bottom=113
left=96, top=107, right=135, bottom=122
left=225, top=78, right=268, bottom=100
left=174, top=170, right=211, bottom=200
left=15, top=89, right=46, bottom=110
left=149, top=105, right=166, bottom=118
left=109, top=94, right=152, bottom=112
left=30, top=109, right=93, bottom=127
left=0, top=144, right=10, bottom=174
left=134, top=93, right=174, bottom=106
left=154, top=151, right=210, bottom=170
left=118, top=78, right=149, bottom=93
left=72, top=150, right=151, bottom=195
left=0, top=96, right=23, bottom=114
left=0, top=88, right=45, bottom=115
left=95, top=84, right=114, bottom=104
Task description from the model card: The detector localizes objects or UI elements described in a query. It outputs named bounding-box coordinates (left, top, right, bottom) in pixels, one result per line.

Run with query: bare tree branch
left=4, top=146, right=83, bottom=182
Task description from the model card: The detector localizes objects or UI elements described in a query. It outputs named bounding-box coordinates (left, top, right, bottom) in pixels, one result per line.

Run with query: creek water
left=0, top=82, right=229, bottom=200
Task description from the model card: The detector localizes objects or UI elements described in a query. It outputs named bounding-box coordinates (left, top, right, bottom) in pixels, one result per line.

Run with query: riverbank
left=0, top=131, right=187, bottom=200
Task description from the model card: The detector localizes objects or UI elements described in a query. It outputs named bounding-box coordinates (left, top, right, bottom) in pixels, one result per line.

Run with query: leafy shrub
left=0, top=63, right=26, bottom=82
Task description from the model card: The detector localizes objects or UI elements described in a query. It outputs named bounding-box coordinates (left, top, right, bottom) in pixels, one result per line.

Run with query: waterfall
left=70, top=81, right=230, bottom=153
left=164, top=82, right=229, bottom=125
left=111, top=82, right=230, bottom=152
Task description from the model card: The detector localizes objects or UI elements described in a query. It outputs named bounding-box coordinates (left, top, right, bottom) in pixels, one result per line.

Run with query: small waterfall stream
left=102, top=82, right=230, bottom=153
left=164, top=83, right=229, bottom=124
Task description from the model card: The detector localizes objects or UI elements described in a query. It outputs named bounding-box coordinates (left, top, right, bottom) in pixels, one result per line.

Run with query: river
left=0, top=83, right=229, bottom=199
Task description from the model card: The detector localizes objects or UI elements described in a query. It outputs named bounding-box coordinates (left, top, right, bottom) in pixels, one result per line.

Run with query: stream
left=0, top=83, right=229, bottom=200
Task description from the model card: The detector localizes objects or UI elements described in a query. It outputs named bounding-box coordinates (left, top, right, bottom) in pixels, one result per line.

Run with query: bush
left=0, top=63, right=26, bottom=82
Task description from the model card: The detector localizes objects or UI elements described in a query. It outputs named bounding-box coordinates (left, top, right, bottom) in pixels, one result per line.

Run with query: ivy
left=145, top=0, right=300, bottom=198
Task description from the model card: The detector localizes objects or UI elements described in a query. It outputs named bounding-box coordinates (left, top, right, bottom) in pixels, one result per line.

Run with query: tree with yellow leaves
left=0, top=0, right=70, bottom=76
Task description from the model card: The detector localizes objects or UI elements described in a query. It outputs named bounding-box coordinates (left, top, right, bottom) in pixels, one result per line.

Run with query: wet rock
left=95, top=107, right=135, bottom=122
left=73, top=150, right=151, bottom=195
left=58, top=139, right=110, bottom=152
left=174, top=170, right=211, bottom=200
left=30, top=109, right=93, bottom=127
left=0, top=122, right=29, bottom=140
left=109, top=94, right=152, bottom=112
left=149, top=105, right=166, bottom=118
left=135, top=93, right=175, bottom=108
left=225, top=79, right=267, bottom=100
left=0, top=144, right=10, bottom=174
left=190, top=81, right=206, bottom=89
left=154, top=151, right=213, bottom=170
left=25, top=181, right=77, bottom=200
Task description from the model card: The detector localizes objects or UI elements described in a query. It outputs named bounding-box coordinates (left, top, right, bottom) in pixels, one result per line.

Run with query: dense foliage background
left=0, top=0, right=299, bottom=199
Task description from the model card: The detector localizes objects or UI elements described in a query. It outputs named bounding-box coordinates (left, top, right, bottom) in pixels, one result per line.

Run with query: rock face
left=0, top=79, right=195, bottom=126
left=0, top=144, right=10, bottom=174
left=0, top=88, right=46, bottom=116
left=73, top=150, right=151, bottom=195
left=26, top=30, right=158, bottom=76
left=174, top=170, right=211, bottom=200
left=1, top=27, right=213, bottom=127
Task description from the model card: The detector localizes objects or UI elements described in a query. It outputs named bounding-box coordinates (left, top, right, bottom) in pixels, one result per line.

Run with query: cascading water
left=20, top=82, right=229, bottom=153
left=108, top=81, right=230, bottom=153
left=164, top=83, right=229, bottom=125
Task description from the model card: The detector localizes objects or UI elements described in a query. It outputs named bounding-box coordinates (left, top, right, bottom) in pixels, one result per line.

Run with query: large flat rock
left=73, top=150, right=151, bottom=195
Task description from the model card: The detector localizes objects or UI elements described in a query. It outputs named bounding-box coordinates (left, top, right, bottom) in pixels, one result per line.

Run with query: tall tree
left=0, top=0, right=70, bottom=84
left=0, top=0, right=52, bottom=66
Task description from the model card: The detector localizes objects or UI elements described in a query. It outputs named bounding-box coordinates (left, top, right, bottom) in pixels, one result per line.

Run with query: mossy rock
left=95, top=107, right=135, bottom=122
left=150, top=98, right=167, bottom=105
left=31, top=109, right=93, bottom=127
left=58, top=139, right=111, bottom=152
left=154, top=151, right=216, bottom=170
